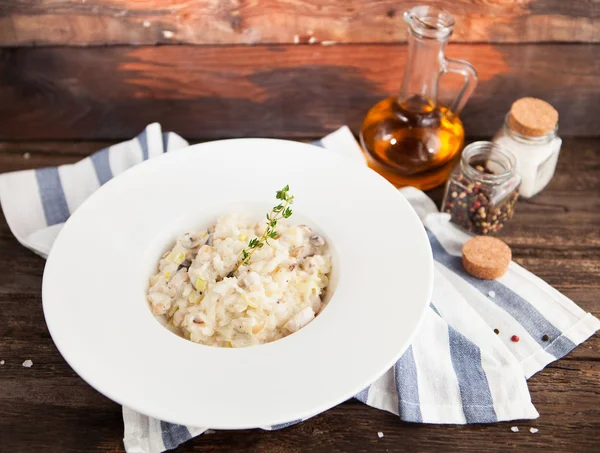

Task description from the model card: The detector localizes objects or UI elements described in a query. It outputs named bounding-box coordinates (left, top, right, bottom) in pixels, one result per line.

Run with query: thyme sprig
left=231, top=185, right=294, bottom=275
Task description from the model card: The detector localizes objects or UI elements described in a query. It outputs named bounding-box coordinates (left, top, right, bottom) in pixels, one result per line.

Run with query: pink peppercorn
left=511, top=335, right=520, bottom=342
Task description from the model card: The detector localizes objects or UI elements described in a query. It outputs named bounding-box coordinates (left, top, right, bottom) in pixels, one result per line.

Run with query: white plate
left=42, top=139, right=433, bottom=428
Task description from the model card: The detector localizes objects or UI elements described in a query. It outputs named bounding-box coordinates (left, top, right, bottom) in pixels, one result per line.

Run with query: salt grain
left=293, top=35, right=299, bottom=44
left=377, top=432, right=384, bottom=438
left=488, top=290, right=496, bottom=298
left=143, top=20, right=151, bottom=28
left=0, top=360, right=4, bottom=365
left=530, top=427, right=538, bottom=434
left=510, top=426, right=519, bottom=432
left=308, top=36, right=317, bottom=44
left=22, top=360, right=33, bottom=368
left=321, top=40, right=337, bottom=46
left=162, top=30, right=174, bottom=39
left=23, top=152, right=31, bottom=159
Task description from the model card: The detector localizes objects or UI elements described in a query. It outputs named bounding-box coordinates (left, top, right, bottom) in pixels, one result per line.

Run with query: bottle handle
left=442, top=59, right=478, bottom=115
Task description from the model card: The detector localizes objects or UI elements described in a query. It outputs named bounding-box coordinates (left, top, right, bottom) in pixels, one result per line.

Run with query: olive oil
left=360, top=95, right=464, bottom=190
left=359, top=6, right=477, bottom=190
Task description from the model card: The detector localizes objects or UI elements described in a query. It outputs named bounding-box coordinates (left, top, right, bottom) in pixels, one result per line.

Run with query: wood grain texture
left=1, top=43, right=599, bottom=140
left=0, top=0, right=597, bottom=46
left=0, top=138, right=599, bottom=452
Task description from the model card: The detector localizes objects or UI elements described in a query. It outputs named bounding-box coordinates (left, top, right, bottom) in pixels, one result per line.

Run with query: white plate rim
left=42, top=138, right=433, bottom=428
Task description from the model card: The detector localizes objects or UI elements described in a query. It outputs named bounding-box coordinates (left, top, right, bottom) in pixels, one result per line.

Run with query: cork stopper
left=462, top=236, right=511, bottom=280
left=508, top=97, right=558, bottom=137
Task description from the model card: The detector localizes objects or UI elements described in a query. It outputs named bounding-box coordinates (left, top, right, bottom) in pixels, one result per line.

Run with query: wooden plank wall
left=0, top=0, right=598, bottom=139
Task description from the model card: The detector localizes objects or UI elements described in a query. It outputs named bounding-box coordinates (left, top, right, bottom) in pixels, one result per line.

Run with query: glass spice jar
left=492, top=97, right=561, bottom=199
left=442, top=141, right=521, bottom=235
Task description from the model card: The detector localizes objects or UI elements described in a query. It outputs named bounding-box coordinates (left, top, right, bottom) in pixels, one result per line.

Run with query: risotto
left=147, top=214, right=332, bottom=347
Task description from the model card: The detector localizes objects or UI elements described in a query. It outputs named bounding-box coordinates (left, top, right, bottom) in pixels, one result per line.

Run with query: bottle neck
left=399, top=30, right=446, bottom=111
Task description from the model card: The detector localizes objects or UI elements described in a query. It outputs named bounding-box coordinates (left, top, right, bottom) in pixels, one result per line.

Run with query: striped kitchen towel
left=0, top=124, right=188, bottom=258
left=1, top=124, right=598, bottom=453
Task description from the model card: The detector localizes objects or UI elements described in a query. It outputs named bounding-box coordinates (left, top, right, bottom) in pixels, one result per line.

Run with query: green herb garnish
left=231, top=185, right=294, bottom=275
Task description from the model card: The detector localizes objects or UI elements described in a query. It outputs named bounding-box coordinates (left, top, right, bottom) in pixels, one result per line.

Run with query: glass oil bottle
left=360, top=5, right=478, bottom=190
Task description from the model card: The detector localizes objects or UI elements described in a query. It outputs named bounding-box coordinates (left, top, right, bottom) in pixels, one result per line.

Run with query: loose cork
left=508, top=97, right=558, bottom=137
left=462, top=236, right=511, bottom=280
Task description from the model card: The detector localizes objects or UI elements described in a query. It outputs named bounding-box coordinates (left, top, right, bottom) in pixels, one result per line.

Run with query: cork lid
left=508, top=97, right=558, bottom=137
left=462, top=236, right=511, bottom=280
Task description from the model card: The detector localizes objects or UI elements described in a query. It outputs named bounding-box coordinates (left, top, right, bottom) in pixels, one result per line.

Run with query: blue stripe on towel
left=162, top=133, right=170, bottom=153
left=90, top=148, right=113, bottom=186
left=138, top=129, right=149, bottom=160
left=427, top=230, right=576, bottom=359
left=355, top=386, right=370, bottom=403
left=447, top=326, right=497, bottom=423
left=271, top=419, right=302, bottom=430
left=160, top=421, right=191, bottom=450
left=35, top=167, right=70, bottom=226
left=394, top=345, right=422, bottom=422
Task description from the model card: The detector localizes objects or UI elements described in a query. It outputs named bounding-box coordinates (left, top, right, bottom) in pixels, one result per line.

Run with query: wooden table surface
left=0, top=137, right=598, bottom=452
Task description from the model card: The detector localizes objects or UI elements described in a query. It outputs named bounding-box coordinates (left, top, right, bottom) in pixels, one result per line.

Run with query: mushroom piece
left=206, top=229, right=214, bottom=246
left=177, top=259, right=192, bottom=272
left=179, top=232, right=207, bottom=248
left=169, top=269, right=189, bottom=294
left=290, top=245, right=315, bottom=259
left=309, top=234, right=325, bottom=247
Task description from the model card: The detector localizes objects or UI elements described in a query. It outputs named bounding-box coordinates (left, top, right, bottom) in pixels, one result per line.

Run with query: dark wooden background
left=0, top=0, right=599, bottom=140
